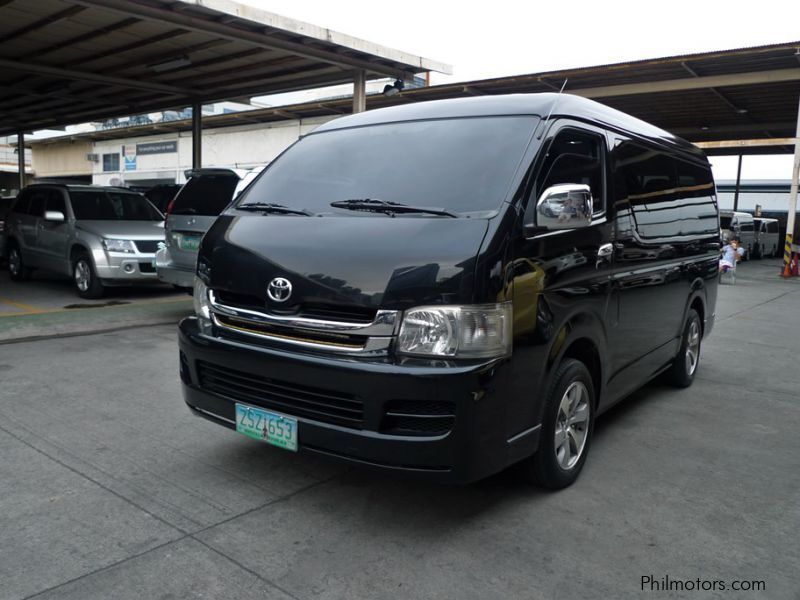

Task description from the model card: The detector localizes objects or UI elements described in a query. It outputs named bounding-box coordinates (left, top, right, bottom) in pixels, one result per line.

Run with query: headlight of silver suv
left=397, top=303, right=512, bottom=359
left=102, top=238, right=136, bottom=253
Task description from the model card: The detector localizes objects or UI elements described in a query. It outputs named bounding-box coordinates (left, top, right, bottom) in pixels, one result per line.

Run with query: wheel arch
left=544, top=311, right=607, bottom=410
left=684, top=278, right=707, bottom=337
left=69, top=243, right=92, bottom=263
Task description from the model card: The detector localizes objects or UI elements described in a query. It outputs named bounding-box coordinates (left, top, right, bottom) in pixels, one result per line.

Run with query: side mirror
left=44, top=210, right=65, bottom=222
left=534, top=184, right=593, bottom=230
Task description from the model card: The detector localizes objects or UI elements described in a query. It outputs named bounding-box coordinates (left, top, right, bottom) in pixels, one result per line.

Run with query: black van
left=178, top=94, right=719, bottom=488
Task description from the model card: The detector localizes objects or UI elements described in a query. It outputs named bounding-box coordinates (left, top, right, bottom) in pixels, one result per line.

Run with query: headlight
left=102, top=238, right=136, bottom=253
left=397, top=303, right=512, bottom=359
left=193, top=277, right=211, bottom=321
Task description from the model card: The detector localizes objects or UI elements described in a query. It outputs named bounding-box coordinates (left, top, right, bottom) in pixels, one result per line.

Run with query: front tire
left=667, top=308, right=701, bottom=388
left=72, top=253, right=105, bottom=299
left=522, top=358, right=595, bottom=489
left=7, top=243, right=32, bottom=281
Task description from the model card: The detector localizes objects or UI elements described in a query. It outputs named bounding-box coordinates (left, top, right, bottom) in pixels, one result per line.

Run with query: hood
left=202, top=215, right=490, bottom=312
left=76, top=220, right=165, bottom=240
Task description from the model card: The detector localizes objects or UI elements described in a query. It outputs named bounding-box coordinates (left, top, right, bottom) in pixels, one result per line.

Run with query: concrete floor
left=0, top=269, right=191, bottom=342
left=0, top=259, right=798, bottom=599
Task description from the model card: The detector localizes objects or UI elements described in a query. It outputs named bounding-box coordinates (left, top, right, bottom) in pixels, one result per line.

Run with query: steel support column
left=17, top=131, right=24, bottom=190
left=353, top=70, right=366, bottom=114
left=782, top=93, right=800, bottom=275
left=191, top=102, right=201, bottom=169
left=733, top=154, right=743, bottom=212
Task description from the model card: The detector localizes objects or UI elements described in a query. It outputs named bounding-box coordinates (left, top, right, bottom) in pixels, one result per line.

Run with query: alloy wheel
left=685, top=320, right=701, bottom=376
left=74, top=260, right=91, bottom=292
left=9, top=248, right=20, bottom=276
left=554, top=381, right=590, bottom=470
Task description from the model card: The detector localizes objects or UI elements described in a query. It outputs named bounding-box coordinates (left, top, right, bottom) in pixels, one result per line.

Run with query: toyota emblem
left=267, top=277, right=292, bottom=302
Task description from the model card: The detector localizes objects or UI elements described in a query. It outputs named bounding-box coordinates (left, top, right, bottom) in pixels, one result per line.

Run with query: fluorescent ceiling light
left=149, top=56, right=192, bottom=73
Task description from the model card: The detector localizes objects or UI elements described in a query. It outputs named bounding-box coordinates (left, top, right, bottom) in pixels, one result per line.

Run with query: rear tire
left=72, top=252, right=105, bottom=299
left=7, top=243, right=32, bottom=281
left=667, top=308, right=701, bottom=388
left=521, top=358, right=595, bottom=489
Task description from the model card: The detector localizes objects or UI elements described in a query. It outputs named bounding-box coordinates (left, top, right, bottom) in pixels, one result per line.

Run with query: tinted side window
left=535, top=128, right=605, bottom=212
left=674, top=158, right=718, bottom=236
left=613, top=142, right=680, bottom=240
left=46, top=190, right=67, bottom=215
left=172, top=175, right=239, bottom=216
left=768, top=222, right=779, bottom=233
left=28, top=189, right=48, bottom=217
left=740, top=220, right=754, bottom=232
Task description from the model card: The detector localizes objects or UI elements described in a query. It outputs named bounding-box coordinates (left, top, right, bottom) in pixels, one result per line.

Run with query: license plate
left=235, top=404, right=298, bottom=452
left=178, top=233, right=201, bottom=251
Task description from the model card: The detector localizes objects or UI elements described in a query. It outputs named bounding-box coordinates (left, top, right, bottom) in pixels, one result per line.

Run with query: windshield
left=236, top=116, right=539, bottom=215
left=70, top=190, right=163, bottom=221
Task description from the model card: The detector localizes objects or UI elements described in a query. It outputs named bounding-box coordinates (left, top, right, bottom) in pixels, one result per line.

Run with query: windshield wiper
left=236, top=202, right=314, bottom=216
left=330, top=198, right=459, bottom=218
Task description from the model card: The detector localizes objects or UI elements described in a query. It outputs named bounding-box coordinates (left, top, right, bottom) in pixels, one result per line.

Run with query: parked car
left=0, top=195, right=16, bottom=265
left=178, top=94, right=719, bottom=488
left=156, top=167, right=262, bottom=289
left=144, top=183, right=182, bottom=214
left=719, top=210, right=755, bottom=259
left=753, top=217, right=780, bottom=258
left=5, top=184, right=165, bottom=298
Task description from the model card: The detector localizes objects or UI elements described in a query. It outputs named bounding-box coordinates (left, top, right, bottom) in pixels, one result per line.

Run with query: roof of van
left=314, top=93, right=705, bottom=161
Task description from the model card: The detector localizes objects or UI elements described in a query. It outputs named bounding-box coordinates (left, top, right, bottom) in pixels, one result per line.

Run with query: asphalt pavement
left=0, top=259, right=798, bottom=599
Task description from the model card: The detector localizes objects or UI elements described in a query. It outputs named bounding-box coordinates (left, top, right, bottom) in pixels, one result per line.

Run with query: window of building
left=102, top=153, right=120, bottom=172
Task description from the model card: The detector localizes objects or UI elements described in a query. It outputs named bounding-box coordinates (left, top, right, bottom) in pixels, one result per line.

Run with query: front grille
left=139, top=262, right=155, bottom=273
left=381, top=400, right=456, bottom=437
left=134, top=240, right=161, bottom=253
left=213, top=289, right=376, bottom=324
left=196, top=361, right=364, bottom=428
left=215, top=314, right=366, bottom=349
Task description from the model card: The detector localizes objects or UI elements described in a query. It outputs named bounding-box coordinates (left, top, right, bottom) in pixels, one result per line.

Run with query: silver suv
left=156, top=168, right=257, bottom=289
left=6, top=184, right=165, bottom=298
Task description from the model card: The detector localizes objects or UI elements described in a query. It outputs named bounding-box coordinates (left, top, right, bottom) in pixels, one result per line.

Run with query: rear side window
left=674, top=159, right=718, bottom=236
left=11, top=191, right=29, bottom=215
left=740, top=219, right=754, bottom=232
left=768, top=221, right=779, bottom=233
left=171, top=175, right=239, bottom=216
left=613, top=141, right=717, bottom=241
left=720, top=216, right=732, bottom=229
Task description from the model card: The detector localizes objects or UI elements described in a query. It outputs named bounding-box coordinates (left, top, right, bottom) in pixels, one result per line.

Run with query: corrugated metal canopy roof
left=0, top=0, right=450, bottom=136
left=6, top=12, right=800, bottom=155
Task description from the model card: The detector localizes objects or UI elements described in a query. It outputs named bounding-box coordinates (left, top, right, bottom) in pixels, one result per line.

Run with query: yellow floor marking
left=0, top=297, right=48, bottom=316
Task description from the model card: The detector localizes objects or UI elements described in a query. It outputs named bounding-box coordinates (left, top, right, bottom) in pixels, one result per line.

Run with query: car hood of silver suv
left=76, top=220, right=165, bottom=240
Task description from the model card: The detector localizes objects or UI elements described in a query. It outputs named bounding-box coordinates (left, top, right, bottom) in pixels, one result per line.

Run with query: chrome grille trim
left=208, top=290, right=398, bottom=355
left=208, top=290, right=399, bottom=335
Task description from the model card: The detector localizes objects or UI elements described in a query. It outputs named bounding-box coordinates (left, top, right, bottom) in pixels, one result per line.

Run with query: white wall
left=91, top=116, right=333, bottom=186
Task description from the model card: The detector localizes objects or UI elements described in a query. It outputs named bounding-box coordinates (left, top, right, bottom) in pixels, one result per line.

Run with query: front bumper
left=155, top=246, right=195, bottom=288
left=92, top=247, right=159, bottom=283
left=178, top=317, right=528, bottom=483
